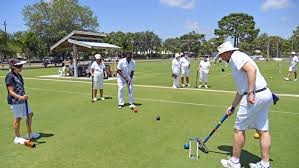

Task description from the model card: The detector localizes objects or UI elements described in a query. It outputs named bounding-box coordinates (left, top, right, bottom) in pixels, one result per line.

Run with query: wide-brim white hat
left=95, top=54, right=102, bottom=59
left=291, top=51, right=296, bottom=55
left=174, top=53, right=181, bottom=58
left=216, top=41, right=239, bottom=56
left=10, top=59, right=27, bottom=66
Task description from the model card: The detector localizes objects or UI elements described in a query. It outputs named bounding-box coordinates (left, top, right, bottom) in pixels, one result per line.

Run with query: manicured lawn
left=0, top=60, right=298, bottom=168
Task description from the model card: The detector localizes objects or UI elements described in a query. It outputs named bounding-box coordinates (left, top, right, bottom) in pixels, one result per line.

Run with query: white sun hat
left=95, top=54, right=102, bottom=59
left=174, top=53, right=181, bottom=58
left=291, top=51, right=296, bottom=55
left=216, top=41, right=239, bottom=56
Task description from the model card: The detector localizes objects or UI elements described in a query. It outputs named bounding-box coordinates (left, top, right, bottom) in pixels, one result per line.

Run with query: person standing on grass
left=5, top=59, right=40, bottom=145
left=90, top=54, right=107, bottom=102
left=116, top=52, right=136, bottom=109
left=172, top=53, right=181, bottom=88
left=198, top=55, right=211, bottom=88
left=217, top=41, right=273, bottom=168
left=180, top=52, right=191, bottom=87
left=284, top=51, right=298, bottom=81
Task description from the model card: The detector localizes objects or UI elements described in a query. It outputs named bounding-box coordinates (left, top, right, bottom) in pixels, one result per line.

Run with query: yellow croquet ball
left=254, top=132, right=260, bottom=139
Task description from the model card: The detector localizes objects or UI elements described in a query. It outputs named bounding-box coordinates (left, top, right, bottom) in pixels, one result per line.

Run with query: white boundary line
left=20, top=86, right=299, bottom=116
left=26, top=77, right=299, bottom=97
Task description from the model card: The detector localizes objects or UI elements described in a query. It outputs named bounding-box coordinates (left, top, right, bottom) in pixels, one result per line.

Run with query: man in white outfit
left=284, top=51, right=298, bottom=81
left=117, top=52, right=136, bottom=109
left=198, top=55, right=210, bottom=88
left=172, top=53, right=181, bottom=88
left=180, top=52, right=191, bottom=87
left=90, top=54, right=107, bottom=102
left=218, top=42, right=273, bottom=168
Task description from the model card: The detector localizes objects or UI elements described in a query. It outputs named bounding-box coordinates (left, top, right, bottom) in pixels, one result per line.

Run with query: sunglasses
left=14, top=64, right=23, bottom=69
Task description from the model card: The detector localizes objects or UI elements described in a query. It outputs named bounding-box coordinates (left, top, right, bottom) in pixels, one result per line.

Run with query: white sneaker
left=14, top=137, right=27, bottom=144
left=118, top=105, right=122, bottom=109
left=182, top=84, right=186, bottom=87
left=101, top=97, right=105, bottom=100
left=249, top=162, right=271, bottom=168
left=198, top=85, right=202, bottom=88
left=205, top=85, right=208, bottom=88
left=294, top=78, right=297, bottom=81
left=187, top=84, right=191, bottom=87
left=129, top=104, right=136, bottom=109
left=92, top=98, right=97, bottom=102
left=221, top=159, right=241, bottom=168
left=26, top=132, right=40, bottom=139
left=284, top=77, right=289, bottom=81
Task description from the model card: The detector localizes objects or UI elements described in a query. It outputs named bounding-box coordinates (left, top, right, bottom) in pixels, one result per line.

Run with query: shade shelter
left=50, top=30, right=121, bottom=77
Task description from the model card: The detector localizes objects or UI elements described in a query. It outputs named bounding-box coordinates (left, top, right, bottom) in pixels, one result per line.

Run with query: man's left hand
left=247, top=94, right=256, bottom=104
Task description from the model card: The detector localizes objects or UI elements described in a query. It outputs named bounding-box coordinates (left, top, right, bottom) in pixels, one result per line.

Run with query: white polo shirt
left=199, top=60, right=210, bottom=73
left=91, top=61, right=106, bottom=77
left=290, top=56, right=299, bottom=67
left=229, top=51, right=267, bottom=95
left=117, top=58, right=136, bottom=79
left=180, top=56, right=190, bottom=71
left=172, top=58, right=181, bottom=75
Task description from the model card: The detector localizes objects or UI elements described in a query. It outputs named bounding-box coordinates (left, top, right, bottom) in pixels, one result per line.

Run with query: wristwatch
left=247, top=91, right=254, bottom=95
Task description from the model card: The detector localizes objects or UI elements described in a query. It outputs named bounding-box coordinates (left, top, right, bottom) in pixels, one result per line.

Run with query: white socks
left=231, top=156, right=240, bottom=164
left=261, top=160, right=270, bottom=168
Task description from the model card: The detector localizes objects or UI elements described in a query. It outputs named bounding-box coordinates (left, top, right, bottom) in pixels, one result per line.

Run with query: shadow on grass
left=217, top=145, right=273, bottom=168
left=123, top=103, right=142, bottom=107
left=32, top=133, right=54, bottom=146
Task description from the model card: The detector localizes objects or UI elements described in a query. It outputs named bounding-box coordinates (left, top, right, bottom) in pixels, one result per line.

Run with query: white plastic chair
left=58, top=66, right=66, bottom=76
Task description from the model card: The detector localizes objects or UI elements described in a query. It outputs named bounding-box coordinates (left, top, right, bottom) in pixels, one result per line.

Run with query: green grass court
left=0, top=60, right=298, bottom=168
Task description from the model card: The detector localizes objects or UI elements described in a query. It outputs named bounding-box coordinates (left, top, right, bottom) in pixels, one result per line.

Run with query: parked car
left=250, top=55, right=265, bottom=61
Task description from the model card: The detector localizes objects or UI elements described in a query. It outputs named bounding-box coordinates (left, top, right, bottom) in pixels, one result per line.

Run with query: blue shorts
left=10, top=103, right=32, bottom=118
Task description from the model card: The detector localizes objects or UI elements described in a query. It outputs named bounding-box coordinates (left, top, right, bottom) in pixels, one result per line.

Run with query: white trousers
left=118, top=78, right=134, bottom=105
left=172, top=73, right=180, bottom=88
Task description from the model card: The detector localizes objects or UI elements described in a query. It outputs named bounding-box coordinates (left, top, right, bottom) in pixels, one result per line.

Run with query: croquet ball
left=184, top=143, right=189, bottom=149
left=133, top=108, right=138, bottom=113
left=254, top=132, right=260, bottom=139
left=156, top=116, right=160, bottom=121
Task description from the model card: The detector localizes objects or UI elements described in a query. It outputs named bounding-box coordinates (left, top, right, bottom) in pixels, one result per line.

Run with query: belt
left=243, top=87, right=267, bottom=95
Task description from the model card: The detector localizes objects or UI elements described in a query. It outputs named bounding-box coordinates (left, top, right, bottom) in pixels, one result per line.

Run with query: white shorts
left=234, top=88, right=272, bottom=131
left=288, top=66, right=297, bottom=72
left=199, top=70, right=209, bottom=83
left=93, top=76, right=104, bottom=89
left=10, top=103, right=32, bottom=118
left=181, top=69, right=190, bottom=77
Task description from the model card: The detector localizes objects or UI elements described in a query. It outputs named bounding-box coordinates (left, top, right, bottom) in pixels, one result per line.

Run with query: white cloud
left=160, top=0, right=196, bottom=9
left=280, top=16, right=289, bottom=22
left=184, top=20, right=212, bottom=37
left=261, top=0, right=291, bottom=11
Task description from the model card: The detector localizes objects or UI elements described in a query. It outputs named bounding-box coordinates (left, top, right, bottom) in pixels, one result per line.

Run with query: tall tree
left=215, top=13, right=259, bottom=47
left=23, top=0, right=99, bottom=53
left=291, top=26, right=299, bottom=51
left=179, top=31, right=205, bottom=55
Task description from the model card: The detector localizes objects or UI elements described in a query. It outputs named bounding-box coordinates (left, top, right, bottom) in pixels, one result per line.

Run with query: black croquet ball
left=156, top=116, right=160, bottom=121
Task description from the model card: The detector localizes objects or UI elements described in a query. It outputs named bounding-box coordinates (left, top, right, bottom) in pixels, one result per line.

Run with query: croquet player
left=5, top=59, right=40, bottom=145
left=90, top=54, right=107, bottom=102
left=217, top=41, right=273, bottom=168
left=116, top=51, right=136, bottom=109
left=180, top=52, right=191, bottom=87
left=172, top=53, right=181, bottom=88
left=198, top=55, right=210, bottom=88
left=284, top=51, right=298, bottom=81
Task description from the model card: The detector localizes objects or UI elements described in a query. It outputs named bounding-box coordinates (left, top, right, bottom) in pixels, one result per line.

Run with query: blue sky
left=0, top=0, right=298, bottom=40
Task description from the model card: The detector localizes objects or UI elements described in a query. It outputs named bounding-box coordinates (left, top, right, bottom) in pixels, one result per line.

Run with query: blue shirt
left=5, top=71, right=25, bottom=105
